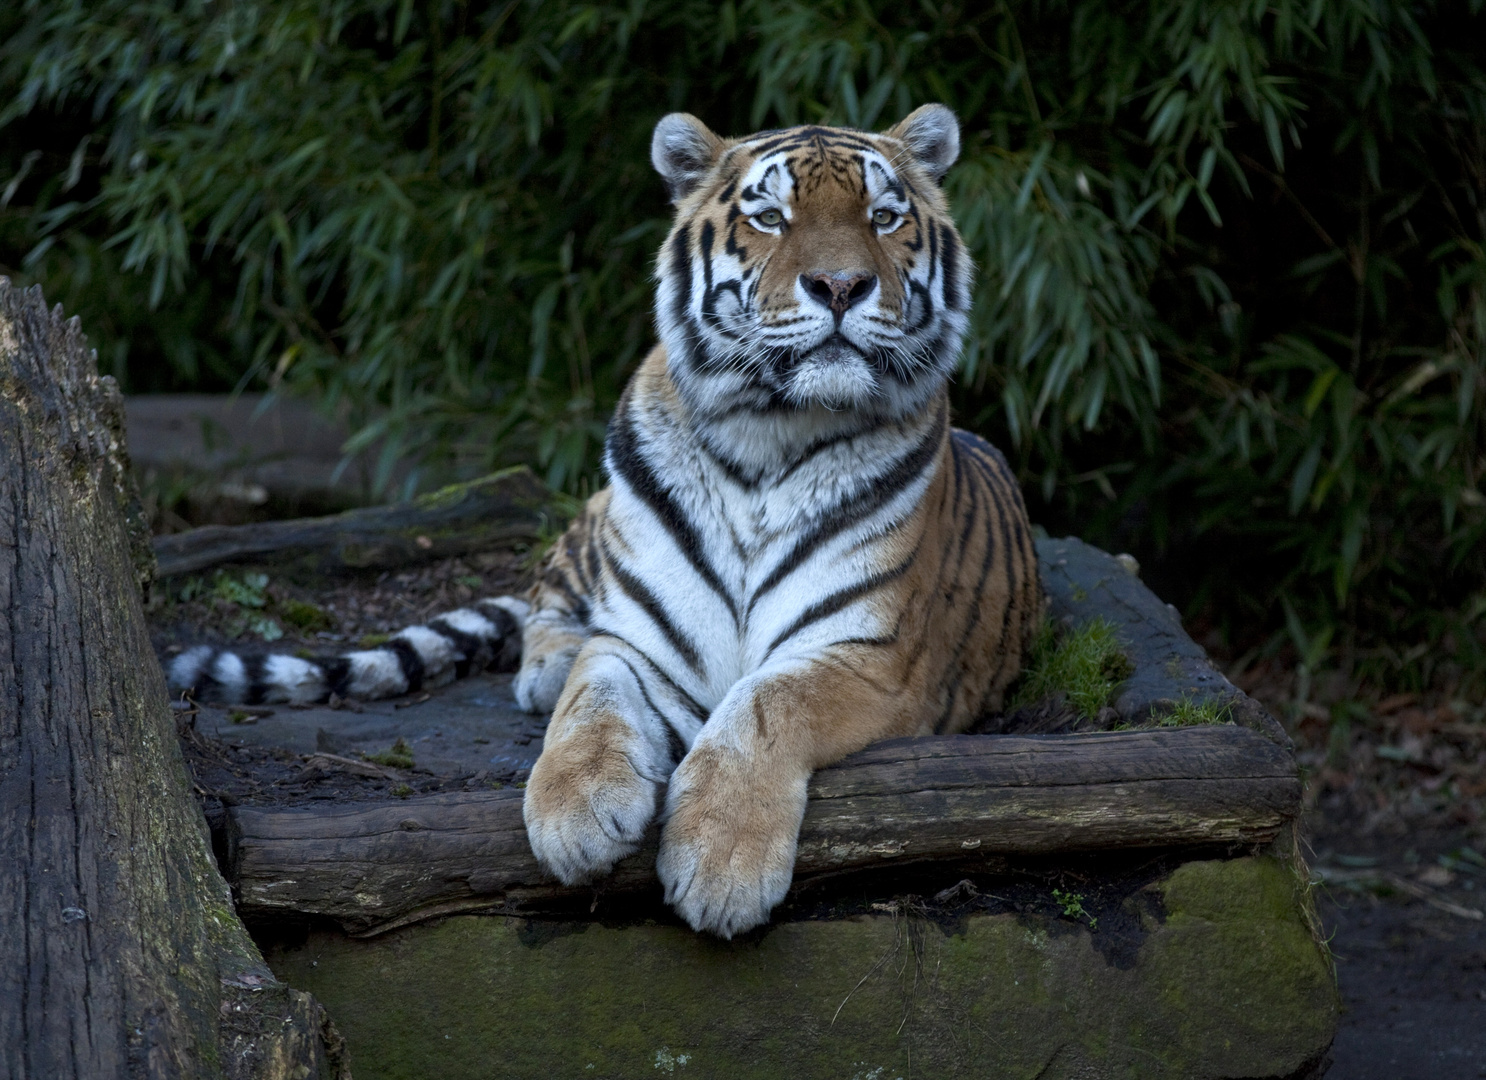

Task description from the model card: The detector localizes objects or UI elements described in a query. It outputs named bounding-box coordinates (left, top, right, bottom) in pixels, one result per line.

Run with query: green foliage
left=1012, top=616, right=1133, bottom=719
left=176, top=569, right=283, bottom=639
left=1155, top=695, right=1236, bottom=728
left=1052, top=888, right=1097, bottom=930
left=3, top=0, right=1485, bottom=687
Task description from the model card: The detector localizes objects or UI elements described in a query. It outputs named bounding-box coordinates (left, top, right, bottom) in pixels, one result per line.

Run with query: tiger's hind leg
left=523, top=635, right=693, bottom=884
left=511, top=495, right=605, bottom=714
left=512, top=599, right=586, bottom=714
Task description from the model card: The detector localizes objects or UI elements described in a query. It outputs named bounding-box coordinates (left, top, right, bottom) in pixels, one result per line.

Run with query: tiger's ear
left=651, top=113, right=724, bottom=202
left=884, top=104, right=960, bottom=183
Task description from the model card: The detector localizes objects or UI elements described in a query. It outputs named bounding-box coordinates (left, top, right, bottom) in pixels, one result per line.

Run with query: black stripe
left=933, top=450, right=988, bottom=732
left=603, top=543, right=703, bottom=672
left=775, top=417, right=884, bottom=483
left=605, top=398, right=738, bottom=620
left=191, top=648, right=224, bottom=699
left=982, top=457, right=1026, bottom=694
left=699, top=436, right=761, bottom=488
left=428, top=617, right=485, bottom=678
left=321, top=657, right=353, bottom=698
left=745, top=129, right=880, bottom=158
left=243, top=654, right=269, bottom=705
left=669, top=223, right=692, bottom=331
left=473, top=601, right=521, bottom=643
left=940, top=226, right=963, bottom=311
left=615, top=656, right=688, bottom=767
left=476, top=602, right=525, bottom=672
left=588, top=632, right=709, bottom=723
left=934, top=441, right=1016, bottom=732
left=748, top=402, right=946, bottom=611
left=766, top=549, right=919, bottom=657
left=581, top=526, right=603, bottom=594
left=385, top=640, right=424, bottom=693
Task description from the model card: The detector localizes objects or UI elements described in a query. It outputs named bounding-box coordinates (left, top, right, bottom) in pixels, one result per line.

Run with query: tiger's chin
left=782, top=340, right=879, bottom=410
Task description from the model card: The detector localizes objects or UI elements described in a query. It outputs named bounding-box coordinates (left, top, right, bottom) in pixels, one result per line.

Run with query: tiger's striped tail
left=165, top=597, right=529, bottom=706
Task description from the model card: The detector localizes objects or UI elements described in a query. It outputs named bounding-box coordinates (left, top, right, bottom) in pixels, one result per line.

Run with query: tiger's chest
left=593, top=437, right=932, bottom=709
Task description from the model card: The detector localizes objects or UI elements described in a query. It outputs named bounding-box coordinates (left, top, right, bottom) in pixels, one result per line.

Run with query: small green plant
left=1011, top=617, right=1133, bottom=719
left=177, top=571, right=282, bottom=640
left=358, top=633, right=391, bottom=649
left=1155, top=695, right=1236, bottom=728
left=390, top=783, right=414, bottom=799
left=1052, top=888, right=1098, bottom=930
left=365, top=738, right=415, bottom=770
left=211, top=571, right=270, bottom=608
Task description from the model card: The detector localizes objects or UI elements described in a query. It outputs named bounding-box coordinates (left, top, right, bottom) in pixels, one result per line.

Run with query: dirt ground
left=135, top=409, right=1486, bottom=1079
left=1230, top=660, right=1486, bottom=1079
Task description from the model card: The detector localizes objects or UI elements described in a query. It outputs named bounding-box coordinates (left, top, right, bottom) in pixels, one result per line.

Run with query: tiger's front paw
left=656, top=747, right=809, bottom=938
left=523, top=717, right=660, bottom=885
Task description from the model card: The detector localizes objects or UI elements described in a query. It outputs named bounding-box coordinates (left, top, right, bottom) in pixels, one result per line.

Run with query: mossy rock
left=264, top=856, right=1335, bottom=1079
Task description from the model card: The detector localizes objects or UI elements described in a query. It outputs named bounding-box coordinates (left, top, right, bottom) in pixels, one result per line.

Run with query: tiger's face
left=650, top=105, right=972, bottom=425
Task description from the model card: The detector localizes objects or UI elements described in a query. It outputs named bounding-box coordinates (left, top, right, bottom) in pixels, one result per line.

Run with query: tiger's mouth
left=798, top=334, right=866, bottom=366
left=783, top=334, right=879, bottom=408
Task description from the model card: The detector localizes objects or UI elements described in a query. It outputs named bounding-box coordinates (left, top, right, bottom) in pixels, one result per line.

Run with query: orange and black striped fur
left=518, top=105, right=1041, bottom=936
left=166, top=104, right=1041, bottom=938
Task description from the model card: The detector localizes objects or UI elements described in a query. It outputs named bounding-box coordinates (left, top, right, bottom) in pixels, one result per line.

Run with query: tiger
left=167, top=103, right=1042, bottom=938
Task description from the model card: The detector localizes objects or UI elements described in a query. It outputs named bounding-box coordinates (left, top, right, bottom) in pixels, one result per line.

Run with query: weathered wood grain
left=0, top=279, right=347, bottom=1079
left=228, top=724, right=1299, bottom=935
left=152, top=466, right=550, bottom=578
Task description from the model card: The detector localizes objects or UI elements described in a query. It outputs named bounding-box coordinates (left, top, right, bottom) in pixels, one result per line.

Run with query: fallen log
left=0, top=280, right=347, bottom=1079
left=228, top=723, right=1299, bottom=935
left=152, top=466, right=552, bottom=578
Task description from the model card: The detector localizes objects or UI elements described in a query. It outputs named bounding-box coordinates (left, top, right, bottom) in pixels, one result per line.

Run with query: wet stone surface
left=201, top=671, right=546, bottom=780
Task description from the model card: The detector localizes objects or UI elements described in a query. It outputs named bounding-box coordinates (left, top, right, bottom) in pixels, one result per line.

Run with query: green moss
left=281, top=598, right=333, bottom=632
left=358, top=632, right=391, bottom=648
left=410, top=466, right=529, bottom=512
left=1011, top=617, right=1134, bottom=718
left=364, top=738, right=414, bottom=770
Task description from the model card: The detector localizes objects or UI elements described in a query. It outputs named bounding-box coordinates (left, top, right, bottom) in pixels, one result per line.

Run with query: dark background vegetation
left=3, top=0, right=1485, bottom=703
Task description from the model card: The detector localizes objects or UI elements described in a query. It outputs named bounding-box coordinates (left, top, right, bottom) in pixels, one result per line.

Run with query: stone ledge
left=264, top=855, right=1337, bottom=1080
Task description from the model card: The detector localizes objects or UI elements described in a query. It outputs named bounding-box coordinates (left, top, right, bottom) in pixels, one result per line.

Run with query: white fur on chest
left=595, top=408, right=932, bottom=708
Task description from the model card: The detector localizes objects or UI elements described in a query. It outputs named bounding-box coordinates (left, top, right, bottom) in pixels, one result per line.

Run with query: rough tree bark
left=0, top=280, right=349, bottom=1079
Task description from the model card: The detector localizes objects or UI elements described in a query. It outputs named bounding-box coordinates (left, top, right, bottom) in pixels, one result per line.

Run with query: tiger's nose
left=800, top=272, right=877, bottom=317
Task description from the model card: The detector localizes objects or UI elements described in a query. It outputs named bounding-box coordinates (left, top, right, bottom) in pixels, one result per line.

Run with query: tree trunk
left=0, top=280, right=349, bottom=1079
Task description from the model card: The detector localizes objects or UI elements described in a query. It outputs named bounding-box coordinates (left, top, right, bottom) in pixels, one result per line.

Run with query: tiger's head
left=650, top=105, right=972, bottom=430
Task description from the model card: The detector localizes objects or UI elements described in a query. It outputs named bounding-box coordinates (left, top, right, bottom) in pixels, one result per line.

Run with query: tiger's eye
left=755, top=208, right=784, bottom=227
left=872, top=208, right=896, bottom=227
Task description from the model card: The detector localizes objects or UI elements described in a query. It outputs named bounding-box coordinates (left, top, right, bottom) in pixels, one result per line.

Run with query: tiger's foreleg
left=522, top=635, right=692, bottom=884
left=656, top=654, right=909, bottom=938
